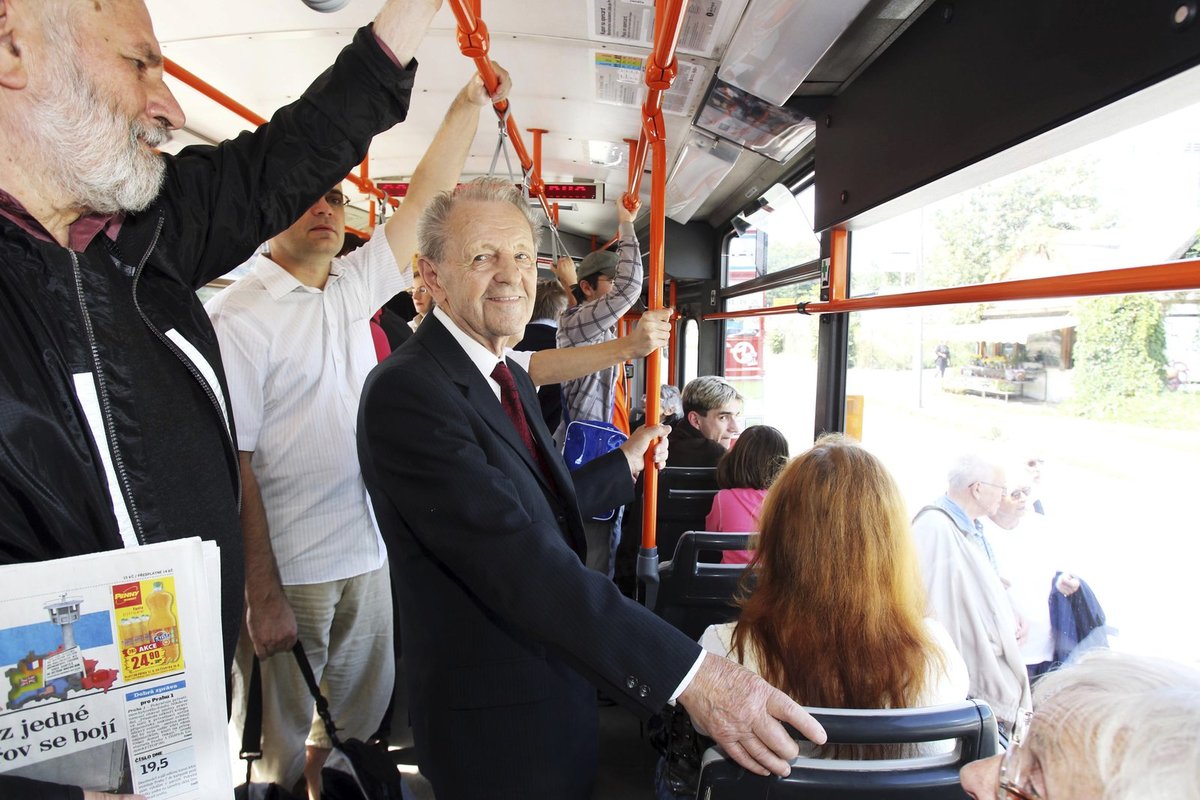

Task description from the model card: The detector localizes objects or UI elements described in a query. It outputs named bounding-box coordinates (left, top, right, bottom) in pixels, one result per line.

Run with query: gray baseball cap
left=577, top=250, right=619, bottom=284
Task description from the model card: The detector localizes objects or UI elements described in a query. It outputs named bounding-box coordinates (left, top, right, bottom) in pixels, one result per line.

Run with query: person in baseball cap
left=576, top=249, right=620, bottom=301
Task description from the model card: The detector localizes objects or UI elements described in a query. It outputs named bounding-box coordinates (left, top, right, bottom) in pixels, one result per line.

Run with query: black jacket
left=515, top=321, right=563, bottom=432
left=666, top=419, right=727, bottom=468
left=0, top=26, right=414, bottom=800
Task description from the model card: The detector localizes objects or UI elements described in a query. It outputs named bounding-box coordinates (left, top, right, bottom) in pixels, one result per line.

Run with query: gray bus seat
left=696, top=700, right=999, bottom=799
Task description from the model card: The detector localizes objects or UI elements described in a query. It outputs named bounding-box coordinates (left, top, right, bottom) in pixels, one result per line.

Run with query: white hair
left=418, top=177, right=543, bottom=266
left=946, top=452, right=999, bottom=491
left=1033, top=650, right=1200, bottom=799
left=22, top=1, right=169, bottom=214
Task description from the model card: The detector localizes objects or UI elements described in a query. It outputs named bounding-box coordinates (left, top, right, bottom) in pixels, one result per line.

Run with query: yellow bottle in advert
left=146, top=581, right=180, bottom=663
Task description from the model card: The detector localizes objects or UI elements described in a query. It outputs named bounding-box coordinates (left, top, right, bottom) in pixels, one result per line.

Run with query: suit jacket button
left=626, top=676, right=637, bottom=689
left=638, top=684, right=650, bottom=698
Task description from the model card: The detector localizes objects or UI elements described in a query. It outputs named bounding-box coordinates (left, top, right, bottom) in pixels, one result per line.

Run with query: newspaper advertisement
left=588, top=0, right=748, bottom=58
left=0, top=538, right=231, bottom=799
left=594, top=50, right=707, bottom=116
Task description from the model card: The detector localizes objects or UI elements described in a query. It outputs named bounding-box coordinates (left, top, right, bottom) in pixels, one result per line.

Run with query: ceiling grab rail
left=701, top=257, right=1200, bottom=321
left=631, top=0, right=691, bottom=612
left=163, top=58, right=396, bottom=215
left=447, top=0, right=555, bottom=225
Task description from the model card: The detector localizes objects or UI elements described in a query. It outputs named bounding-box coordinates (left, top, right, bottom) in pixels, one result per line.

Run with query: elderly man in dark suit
left=357, top=177, right=824, bottom=799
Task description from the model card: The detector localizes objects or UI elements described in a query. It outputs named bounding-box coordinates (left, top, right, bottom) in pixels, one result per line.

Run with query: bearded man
left=0, top=0, right=441, bottom=797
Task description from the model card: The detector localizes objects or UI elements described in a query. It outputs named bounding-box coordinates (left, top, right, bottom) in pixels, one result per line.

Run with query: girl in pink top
left=705, top=425, right=789, bottom=564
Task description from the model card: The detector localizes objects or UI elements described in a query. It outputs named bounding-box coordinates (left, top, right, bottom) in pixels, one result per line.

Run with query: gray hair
left=531, top=279, right=568, bottom=321
left=660, top=383, right=683, bottom=418
left=682, top=375, right=743, bottom=416
left=1032, top=650, right=1200, bottom=799
left=418, top=177, right=544, bottom=266
left=946, top=453, right=999, bottom=491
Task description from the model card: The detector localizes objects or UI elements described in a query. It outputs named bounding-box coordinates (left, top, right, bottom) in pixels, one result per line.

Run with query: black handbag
left=235, top=655, right=303, bottom=800
left=289, top=643, right=409, bottom=800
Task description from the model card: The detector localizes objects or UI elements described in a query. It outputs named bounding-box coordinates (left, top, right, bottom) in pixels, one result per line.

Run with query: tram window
left=723, top=282, right=819, bottom=453
left=682, top=318, right=700, bottom=387
left=845, top=294, right=1200, bottom=664
left=850, top=93, right=1200, bottom=298
left=725, top=182, right=820, bottom=286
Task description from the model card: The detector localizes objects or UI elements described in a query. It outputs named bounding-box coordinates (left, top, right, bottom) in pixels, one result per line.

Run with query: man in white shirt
left=207, top=69, right=513, bottom=796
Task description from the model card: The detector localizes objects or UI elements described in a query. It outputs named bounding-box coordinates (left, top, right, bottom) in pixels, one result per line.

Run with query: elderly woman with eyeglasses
left=960, top=649, right=1200, bottom=799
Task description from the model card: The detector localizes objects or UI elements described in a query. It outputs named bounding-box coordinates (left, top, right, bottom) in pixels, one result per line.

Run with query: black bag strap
left=240, top=656, right=265, bottom=784
left=291, top=641, right=344, bottom=750
left=913, top=504, right=971, bottom=536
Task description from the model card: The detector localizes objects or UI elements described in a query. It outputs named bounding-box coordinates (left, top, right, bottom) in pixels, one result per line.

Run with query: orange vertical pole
left=639, top=136, right=668, bottom=551
left=528, top=128, right=547, bottom=175
left=625, top=138, right=640, bottom=192
left=628, top=0, right=689, bottom=556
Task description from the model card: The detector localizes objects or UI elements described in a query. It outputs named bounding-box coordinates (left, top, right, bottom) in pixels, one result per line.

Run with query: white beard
left=24, top=31, right=170, bottom=214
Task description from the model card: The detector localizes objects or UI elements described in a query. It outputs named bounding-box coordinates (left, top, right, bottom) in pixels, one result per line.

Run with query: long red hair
left=732, top=435, right=939, bottom=711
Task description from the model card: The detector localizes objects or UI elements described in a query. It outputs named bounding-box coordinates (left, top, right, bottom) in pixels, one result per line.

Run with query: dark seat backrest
left=654, top=466, right=719, bottom=559
left=696, top=700, right=1000, bottom=799
left=655, top=531, right=753, bottom=640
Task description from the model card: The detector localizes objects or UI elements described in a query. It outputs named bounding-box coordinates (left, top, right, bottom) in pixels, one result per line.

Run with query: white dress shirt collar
left=433, top=306, right=508, bottom=401
left=253, top=252, right=344, bottom=300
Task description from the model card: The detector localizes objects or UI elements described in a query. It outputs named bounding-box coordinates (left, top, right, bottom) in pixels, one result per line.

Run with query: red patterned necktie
left=491, top=361, right=555, bottom=484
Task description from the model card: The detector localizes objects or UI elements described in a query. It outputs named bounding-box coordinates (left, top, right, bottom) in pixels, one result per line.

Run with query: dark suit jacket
left=357, top=315, right=701, bottom=799
left=515, top=321, right=563, bottom=432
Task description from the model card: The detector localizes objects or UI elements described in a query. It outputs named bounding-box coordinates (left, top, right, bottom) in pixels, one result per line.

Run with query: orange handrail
left=641, top=134, right=670, bottom=550
left=623, top=0, right=687, bottom=211
left=164, top=58, right=266, bottom=127
left=446, top=0, right=554, bottom=223
left=702, top=259, right=1200, bottom=320
left=163, top=57, right=394, bottom=212
left=635, top=0, right=691, bottom=554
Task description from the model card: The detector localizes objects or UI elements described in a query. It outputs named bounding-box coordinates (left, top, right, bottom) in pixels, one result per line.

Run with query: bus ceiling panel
left=147, top=0, right=589, bottom=47
left=146, top=0, right=374, bottom=43
left=814, top=0, right=1200, bottom=232
left=145, top=1, right=736, bottom=239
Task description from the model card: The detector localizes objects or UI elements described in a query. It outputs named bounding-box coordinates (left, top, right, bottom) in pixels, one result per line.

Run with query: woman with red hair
left=703, top=434, right=969, bottom=756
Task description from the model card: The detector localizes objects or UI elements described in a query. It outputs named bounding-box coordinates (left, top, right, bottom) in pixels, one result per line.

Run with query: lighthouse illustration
left=4, top=594, right=118, bottom=710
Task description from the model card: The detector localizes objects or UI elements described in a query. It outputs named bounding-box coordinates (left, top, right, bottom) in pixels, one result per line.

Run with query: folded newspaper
left=0, top=538, right=232, bottom=798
